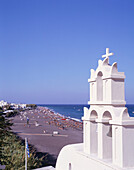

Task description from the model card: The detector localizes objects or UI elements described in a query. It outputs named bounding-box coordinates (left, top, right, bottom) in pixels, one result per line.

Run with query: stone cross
left=102, top=48, right=114, bottom=59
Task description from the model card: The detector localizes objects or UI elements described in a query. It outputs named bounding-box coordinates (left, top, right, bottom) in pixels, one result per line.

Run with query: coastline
left=37, top=106, right=83, bottom=131
left=42, top=105, right=82, bottom=122
left=38, top=104, right=86, bottom=121
left=11, top=106, right=83, bottom=167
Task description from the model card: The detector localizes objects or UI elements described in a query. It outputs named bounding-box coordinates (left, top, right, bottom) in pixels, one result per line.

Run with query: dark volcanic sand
left=11, top=106, right=83, bottom=165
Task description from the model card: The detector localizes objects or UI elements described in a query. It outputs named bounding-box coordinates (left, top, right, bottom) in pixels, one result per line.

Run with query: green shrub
left=0, top=133, right=45, bottom=170
left=6, top=110, right=19, bottom=117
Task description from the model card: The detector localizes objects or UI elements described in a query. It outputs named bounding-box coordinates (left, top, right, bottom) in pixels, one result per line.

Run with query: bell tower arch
left=82, top=48, right=134, bottom=168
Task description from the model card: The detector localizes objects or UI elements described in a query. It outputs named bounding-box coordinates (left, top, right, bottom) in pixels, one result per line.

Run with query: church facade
left=55, top=48, right=134, bottom=170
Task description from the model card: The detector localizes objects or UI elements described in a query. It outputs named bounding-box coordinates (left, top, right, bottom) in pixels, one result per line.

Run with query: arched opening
left=101, top=111, right=112, bottom=160
left=103, top=111, right=112, bottom=119
left=90, top=83, right=95, bottom=102
left=90, top=110, right=98, bottom=119
left=97, top=71, right=103, bottom=101
left=90, top=110, right=98, bottom=155
left=122, top=108, right=129, bottom=119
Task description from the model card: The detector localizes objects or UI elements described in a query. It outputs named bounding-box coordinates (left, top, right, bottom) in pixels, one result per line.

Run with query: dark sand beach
left=11, top=106, right=83, bottom=166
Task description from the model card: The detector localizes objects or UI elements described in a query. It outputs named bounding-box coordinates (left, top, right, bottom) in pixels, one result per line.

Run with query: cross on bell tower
left=102, top=48, right=114, bottom=61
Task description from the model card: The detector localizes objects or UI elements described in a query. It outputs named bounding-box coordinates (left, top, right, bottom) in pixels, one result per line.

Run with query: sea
left=38, top=104, right=134, bottom=121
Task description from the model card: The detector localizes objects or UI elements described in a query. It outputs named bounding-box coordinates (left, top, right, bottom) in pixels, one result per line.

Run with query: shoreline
left=42, top=105, right=82, bottom=121
left=38, top=104, right=85, bottom=122
left=36, top=106, right=83, bottom=131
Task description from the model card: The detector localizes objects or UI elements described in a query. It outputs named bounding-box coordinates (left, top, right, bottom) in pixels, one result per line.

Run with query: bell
left=107, top=126, right=112, bottom=137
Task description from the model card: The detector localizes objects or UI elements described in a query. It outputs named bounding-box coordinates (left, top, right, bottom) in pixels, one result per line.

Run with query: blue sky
left=0, top=0, right=134, bottom=104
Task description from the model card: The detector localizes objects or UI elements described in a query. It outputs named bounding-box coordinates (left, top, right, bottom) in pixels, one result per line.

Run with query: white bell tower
left=82, top=48, right=134, bottom=168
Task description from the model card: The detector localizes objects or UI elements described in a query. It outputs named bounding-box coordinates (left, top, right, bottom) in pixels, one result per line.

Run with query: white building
left=0, top=100, right=8, bottom=107
left=18, top=104, right=27, bottom=109
left=55, top=48, right=134, bottom=170
left=10, top=103, right=27, bottom=109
